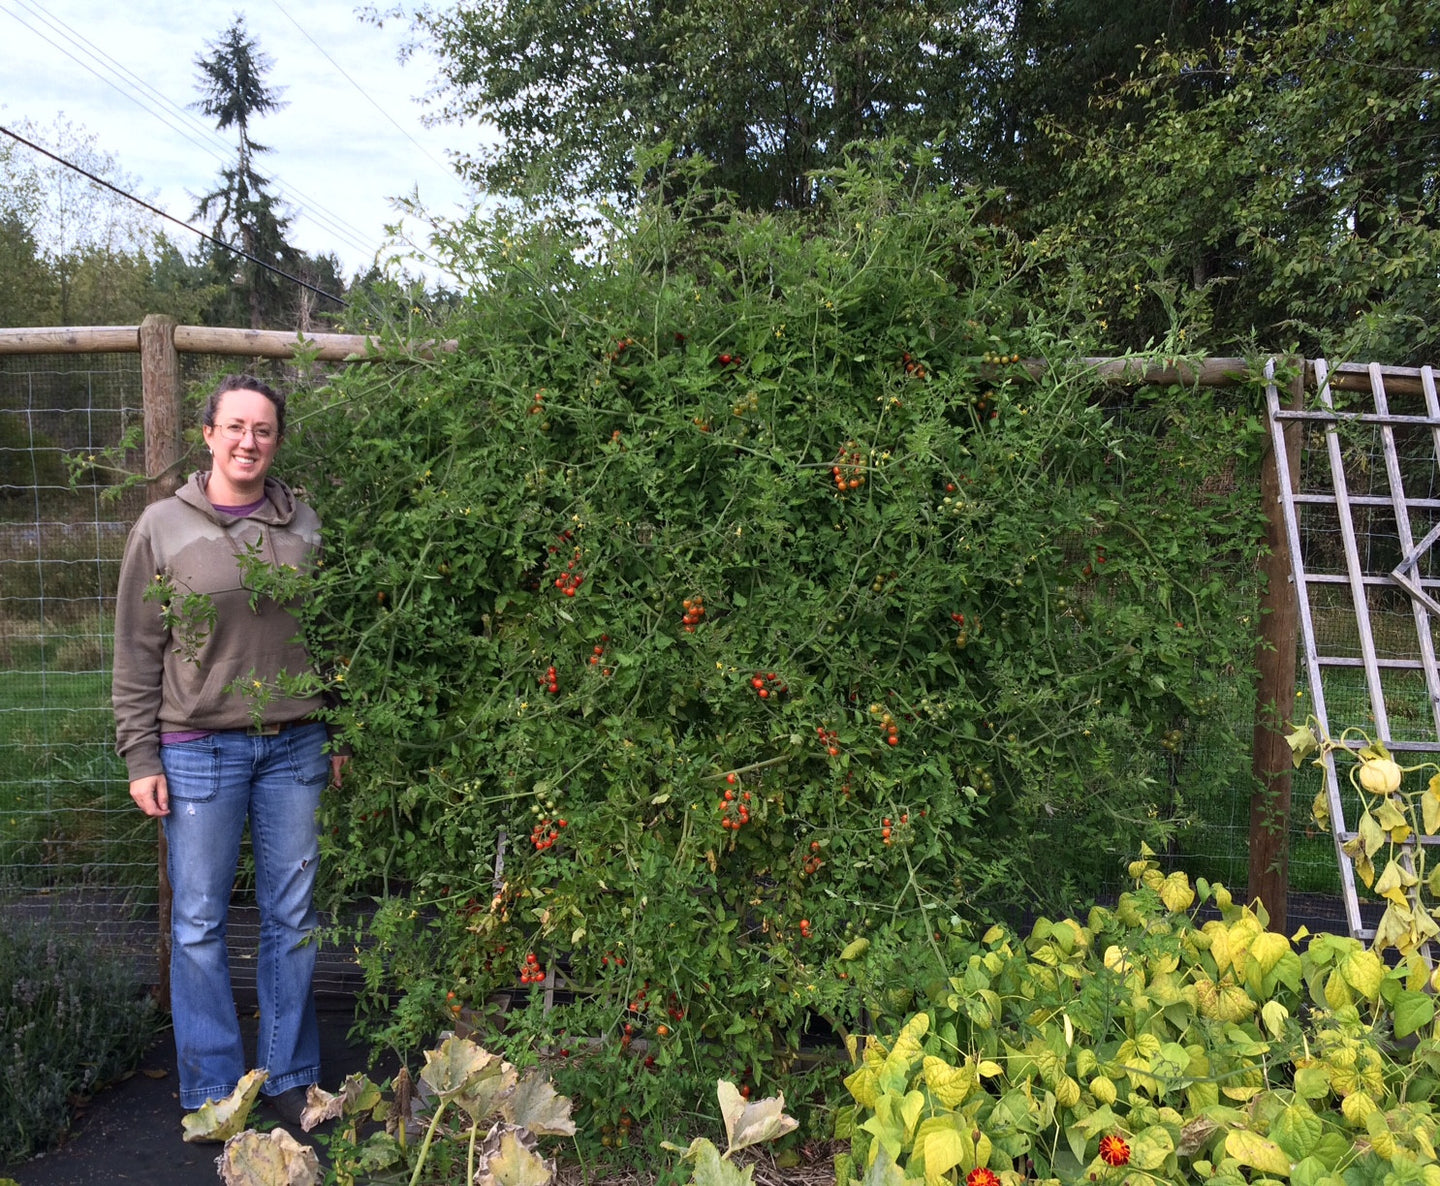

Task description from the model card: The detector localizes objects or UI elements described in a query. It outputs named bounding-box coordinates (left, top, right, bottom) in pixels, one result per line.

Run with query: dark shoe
left=267, top=1085, right=312, bottom=1126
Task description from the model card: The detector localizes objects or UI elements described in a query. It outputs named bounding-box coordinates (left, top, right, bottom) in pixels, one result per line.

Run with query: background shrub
left=281, top=154, right=1269, bottom=1145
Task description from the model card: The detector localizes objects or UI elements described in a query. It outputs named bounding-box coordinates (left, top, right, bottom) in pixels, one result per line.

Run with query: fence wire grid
left=0, top=354, right=361, bottom=992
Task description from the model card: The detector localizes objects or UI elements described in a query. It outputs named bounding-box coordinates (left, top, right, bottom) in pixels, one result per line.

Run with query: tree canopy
left=1032, top=0, right=1440, bottom=362
left=395, top=0, right=1439, bottom=359
left=0, top=119, right=213, bottom=327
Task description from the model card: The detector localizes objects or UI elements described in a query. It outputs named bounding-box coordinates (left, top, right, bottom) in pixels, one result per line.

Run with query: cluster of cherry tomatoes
left=681, top=595, right=706, bottom=632
left=539, top=665, right=560, bottom=695
left=950, top=610, right=974, bottom=648
left=519, top=951, right=546, bottom=984
left=802, top=839, right=823, bottom=876
left=719, top=775, right=752, bottom=831
left=879, top=812, right=912, bottom=846
left=798, top=917, right=813, bottom=940
left=599, top=1111, right=634, bottom=1147
left=874, top=707, right=900, bottom=745
left=831, top=440, right=867, bottom=492
left=900, top=351, right=928, bottom=379
left=731, top=389, right=759, bottom=418
left=815, top=724, right=840, bottom=756
left=586, top=636, right=614, bottom=677
left=605, top=336, right=636, bottom=362
left=1081, top=544, right=1108, bottom=578
left=750, top=671, right=787, bottom=699
left=553, top=546, right=584, bottom=596
left=526, top=389, right=546, bottom=415
left=529, top=817, right=566, bottom=850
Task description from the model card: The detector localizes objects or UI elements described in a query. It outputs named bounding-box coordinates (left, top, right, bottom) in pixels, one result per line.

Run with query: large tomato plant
left=281, top=153, right=1268, bottom=1146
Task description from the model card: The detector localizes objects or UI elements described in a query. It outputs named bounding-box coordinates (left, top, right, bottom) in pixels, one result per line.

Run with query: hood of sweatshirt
left=175, top=471, right=300, bottom=527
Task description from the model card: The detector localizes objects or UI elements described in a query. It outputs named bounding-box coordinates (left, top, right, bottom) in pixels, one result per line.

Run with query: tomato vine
left=280, top=157, right=1270, bottom=1145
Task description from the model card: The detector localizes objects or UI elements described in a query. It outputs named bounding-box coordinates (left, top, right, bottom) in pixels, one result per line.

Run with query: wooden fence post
left=1248, top=367, right=1304, bottom=928
left=140, top=314, right=181, bottom=1009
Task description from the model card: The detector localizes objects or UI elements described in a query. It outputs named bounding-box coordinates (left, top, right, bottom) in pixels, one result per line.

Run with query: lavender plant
left=0, top=919, right=158, bottom=1165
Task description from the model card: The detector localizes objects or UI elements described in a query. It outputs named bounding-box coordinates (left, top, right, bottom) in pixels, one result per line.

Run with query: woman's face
left=201, top=388, right=281, bottom=503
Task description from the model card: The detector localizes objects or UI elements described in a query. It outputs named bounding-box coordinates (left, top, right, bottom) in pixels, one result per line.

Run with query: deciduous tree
left=1031, top=0, right=1440, bottom=360
left=391, top=0, right=992, bottom=209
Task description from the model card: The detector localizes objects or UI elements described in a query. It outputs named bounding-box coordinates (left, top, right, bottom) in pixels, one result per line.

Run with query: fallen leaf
left=181, top=1069, right=268, bottom=1144
left=474, top=1124, right=553, bottom=1186
left=219, top=1127, right=319, bottom=1186
left=299, top=1074, right=383, bottom=1131
left=502, top=1071, right=576, bottom=1136
left=717, top=1081, right=799, bottom=1155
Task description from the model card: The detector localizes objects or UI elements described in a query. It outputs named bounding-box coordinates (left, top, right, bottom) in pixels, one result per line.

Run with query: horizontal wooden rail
left=0, top=326, right=142, bottom=353
left=1016, top=357, right=1433, bottom=396
left=1, top=327, right=1431, bottom=393
left=1015, top=356, right=1252, bottom=387
left=0, top=324, right=457, bottom=360
left=171, top=326, right=456, bottom=360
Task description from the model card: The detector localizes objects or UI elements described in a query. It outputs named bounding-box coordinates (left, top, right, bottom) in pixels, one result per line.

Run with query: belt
left=245, top=717, right=319, bottom=737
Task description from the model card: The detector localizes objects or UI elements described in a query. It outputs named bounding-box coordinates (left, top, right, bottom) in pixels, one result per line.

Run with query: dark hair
left=203, top=374, right=287, bottom=438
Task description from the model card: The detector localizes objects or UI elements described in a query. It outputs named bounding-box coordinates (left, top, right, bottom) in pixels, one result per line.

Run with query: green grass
left=0, top=634, right=152, bottom=899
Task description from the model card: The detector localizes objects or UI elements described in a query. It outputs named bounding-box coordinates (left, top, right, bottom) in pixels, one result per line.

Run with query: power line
left=0, top=123, right=348, bottom=307
left=10, top=0, right=234, bottom=164
left=0, top=0, right=233, bottom=172
left=268, top=0, right=453, bottom=176
left=3, top=0, right=386, bottom=261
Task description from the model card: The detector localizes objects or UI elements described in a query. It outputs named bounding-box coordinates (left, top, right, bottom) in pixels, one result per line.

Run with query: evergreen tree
left=192, top=15, right=298, bottom=329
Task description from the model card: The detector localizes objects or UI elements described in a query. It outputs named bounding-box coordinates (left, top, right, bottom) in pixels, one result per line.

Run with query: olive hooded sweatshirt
left=112, top=471, right=327, bottom=781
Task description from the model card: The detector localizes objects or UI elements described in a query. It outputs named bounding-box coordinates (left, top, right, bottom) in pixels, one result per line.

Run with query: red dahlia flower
left=1099, top=1134, right=1131, bottom=1167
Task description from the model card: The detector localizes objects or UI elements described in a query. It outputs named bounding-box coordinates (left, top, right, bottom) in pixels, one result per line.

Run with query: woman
left=112, top=374, right=345, bottom=1127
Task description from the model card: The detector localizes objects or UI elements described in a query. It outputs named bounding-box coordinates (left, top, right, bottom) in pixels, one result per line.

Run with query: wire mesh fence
left=0, top=352, right=362, bottom=992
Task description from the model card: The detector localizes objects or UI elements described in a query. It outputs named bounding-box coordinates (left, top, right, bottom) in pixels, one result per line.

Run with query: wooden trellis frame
left=1265, top=359, right=1440, bottom=941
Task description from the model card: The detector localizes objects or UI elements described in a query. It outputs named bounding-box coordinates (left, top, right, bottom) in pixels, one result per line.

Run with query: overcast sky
left=0, top=0, right=481, bottom=278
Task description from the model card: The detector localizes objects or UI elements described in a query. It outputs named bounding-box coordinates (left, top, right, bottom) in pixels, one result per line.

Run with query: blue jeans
left=161, top=723, right=328, bottom=1109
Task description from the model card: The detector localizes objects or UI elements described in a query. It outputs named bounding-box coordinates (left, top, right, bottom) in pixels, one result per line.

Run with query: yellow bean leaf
left=1224, top=1130, right=1293, bottom=1178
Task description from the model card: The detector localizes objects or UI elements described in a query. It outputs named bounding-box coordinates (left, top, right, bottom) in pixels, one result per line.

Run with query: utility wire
left=0, top=123, right=348, bottom=307
left=268, top=0, right=453, bottom=176
left=11, top=0, right=238, bottom=162
left=0, top=0, right=232, bottom=171
left=3, top=0, right=386, bottom=260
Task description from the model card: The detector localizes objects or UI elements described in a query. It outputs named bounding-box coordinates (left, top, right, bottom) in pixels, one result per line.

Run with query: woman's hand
left=130, top=775, right=170, bottom=817
left=330, top=755, right=349, bottom=789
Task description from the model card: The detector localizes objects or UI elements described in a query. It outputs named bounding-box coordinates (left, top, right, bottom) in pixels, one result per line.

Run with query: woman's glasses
left=215, top=422, right=278, bottom=444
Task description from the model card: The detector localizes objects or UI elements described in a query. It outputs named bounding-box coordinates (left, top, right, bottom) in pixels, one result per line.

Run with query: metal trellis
left=1266, top=358, right=1440, bottom=941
